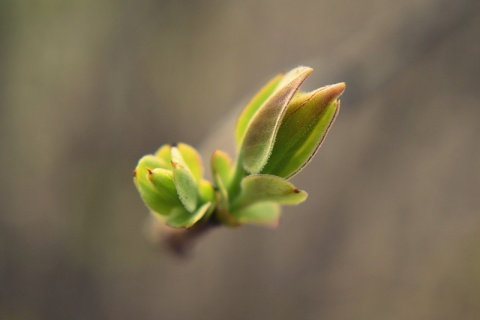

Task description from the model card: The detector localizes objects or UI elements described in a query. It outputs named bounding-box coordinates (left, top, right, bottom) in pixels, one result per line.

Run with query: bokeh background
left=1, top=0, right=480, bottom=319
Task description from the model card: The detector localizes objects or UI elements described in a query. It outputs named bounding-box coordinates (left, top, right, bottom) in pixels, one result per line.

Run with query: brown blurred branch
left=147, top=217, right=221, bottom=257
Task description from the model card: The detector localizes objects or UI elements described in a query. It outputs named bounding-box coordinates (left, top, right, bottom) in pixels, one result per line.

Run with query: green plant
left=133, top=66, right=345, bottom=254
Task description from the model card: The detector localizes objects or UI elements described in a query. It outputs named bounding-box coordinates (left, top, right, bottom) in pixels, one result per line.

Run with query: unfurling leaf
left=134, top=156, right=180, bottom=215
left=261, top=82, right=345, bottom=178
left=172, top=163, right=198, bottom=213
left=231, top=174, right=307, bottom=211
left=176, top=143, right=204, bottom=182
left=240, top=67, right=313, bottom=174
left=235, top=74, right=283, bottom=149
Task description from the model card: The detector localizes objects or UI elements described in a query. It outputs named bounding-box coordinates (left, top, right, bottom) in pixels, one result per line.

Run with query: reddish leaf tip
left=324, top=82, right=346, bottom=99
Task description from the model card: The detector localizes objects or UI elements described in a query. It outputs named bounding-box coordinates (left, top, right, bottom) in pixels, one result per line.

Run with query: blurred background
left=1, top=0, right=480, bottom=319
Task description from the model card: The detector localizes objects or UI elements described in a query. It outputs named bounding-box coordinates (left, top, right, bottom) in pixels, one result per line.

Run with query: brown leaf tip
left=328, top=82, right=346, bottom=98
left=133, top=170, right=137, bottom=177
left=293, top=188, right=300, bottom=193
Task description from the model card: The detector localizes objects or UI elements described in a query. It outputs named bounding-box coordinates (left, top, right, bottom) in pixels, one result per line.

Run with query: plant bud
left=133, top=143, right=214, bottom=227
left=239, top=67, right=313, bottom=174
left=261, top=82, right=345, bottom=178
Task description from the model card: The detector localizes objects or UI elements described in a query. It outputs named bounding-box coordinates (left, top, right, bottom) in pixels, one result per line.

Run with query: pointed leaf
left=235, top=74, right=283, bottom=149
left=134, top=156, right=179, bottom=215
left=154, top=145, right=172, bottom=169
left=147, top=168, right=180, bottom=204
left=171, top=146, right=189, bottom=171
left=166, top=202, right=211, bottom=228
left=241, top=67, right=313, bottom=174
left=172, top=163, right=198, bottom=213
left=211, top=150, right=232, bottom=197
left=232, top=174, right=307, bottom=210
left=261, top=83, right=344, bottom=178
left=198, top=179, right=215, bottom=203
left=177, top=143, right=203, bottom=182
left=136, top=154, right=165, bottom=171
left=198, top=179, right=216, bottom=220
left=133, top=177, right=176, bottom=215
left=231, top=202, right=281, bottom=227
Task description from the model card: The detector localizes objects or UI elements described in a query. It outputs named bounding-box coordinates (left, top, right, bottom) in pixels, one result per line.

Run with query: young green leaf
left=231, top=202, right=281, bottom=227
left=231, top=174, right=307, bottom=210
left=198, top=179, right=215, bottom=204
left=211, top=150, right=232, bottom=193
left=134, top=156, right=180, bottom=215
left=261, top=83, right=345, bottom=178
left=134, top=155, right=180, bottom=214
left=147, top=168, right=182, bottom=205
left=166, top=202, right=211, bottom=228
left=235, top=74, right=283, bottom=149
left=177, top=143, right=204, bottom=183
left=133, top=178, right=176, bottom=215
left=241, top=67, right=313, bottom=174
left=154, top=144, right=172, bottom=169
left=172, top=163, right=198, bottom=213
left=136, top=154, right=166, bottom=171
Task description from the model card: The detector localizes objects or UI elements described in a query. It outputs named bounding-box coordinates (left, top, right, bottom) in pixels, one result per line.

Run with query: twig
left=160, top=218, right=221, bottom=257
